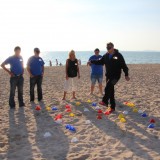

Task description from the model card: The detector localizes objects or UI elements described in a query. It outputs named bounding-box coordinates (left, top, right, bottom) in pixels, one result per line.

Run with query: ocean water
left=0, top=51, right=160, bottom=67
left=42, top=51, right=160, bottom=66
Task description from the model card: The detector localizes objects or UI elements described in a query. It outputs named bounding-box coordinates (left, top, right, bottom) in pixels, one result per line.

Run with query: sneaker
left=99, top=101, right=107, bottom=106
left=104, top=109, right=115, bottom=115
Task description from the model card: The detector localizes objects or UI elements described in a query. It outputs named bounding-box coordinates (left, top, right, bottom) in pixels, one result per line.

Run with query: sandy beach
left=0, top=64, right=160, bottom=160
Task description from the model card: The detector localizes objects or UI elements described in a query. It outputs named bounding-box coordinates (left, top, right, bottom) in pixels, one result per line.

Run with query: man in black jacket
left=88, top=42, right=130, bottom=114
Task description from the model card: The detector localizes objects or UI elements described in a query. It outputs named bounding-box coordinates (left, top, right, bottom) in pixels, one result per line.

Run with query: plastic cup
left=141, top=113, right=147, bottom=117
left=148, top=124, right=155, bottom=128
left=52, top=106, right=58, bottom=111
left=120, top=118, right=126, bottom=123
left=118, top=113, right=125, bottom=119
left=71, top=137, right=78, bottom=143
left=123, top=111, right=128, bottom=115
left=35, top=105, right=41, bottom=111
left=138, top=110, right=143, bottom=114
left=92, top=102, right=97, bottom=107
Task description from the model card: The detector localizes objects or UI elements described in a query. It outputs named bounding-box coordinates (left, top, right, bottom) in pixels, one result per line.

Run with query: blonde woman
left=62, top=50, right=80, bottom=100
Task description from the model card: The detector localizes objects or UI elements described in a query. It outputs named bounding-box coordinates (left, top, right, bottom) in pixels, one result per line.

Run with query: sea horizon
left=0, top=50, right=160, bottom=67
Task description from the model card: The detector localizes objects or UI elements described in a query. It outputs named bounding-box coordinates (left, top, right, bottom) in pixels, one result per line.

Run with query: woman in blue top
left=88, top=48, right=104, bottom=95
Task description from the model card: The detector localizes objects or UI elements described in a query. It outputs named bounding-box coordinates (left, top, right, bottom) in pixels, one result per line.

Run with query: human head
left=34, top=48, right=40, bottom=56
left=94, top=48, right=100, bottom=56
left=14, top=46, right=21, bottom=56
left=106, top=42, right=114, bottom=53
left=69, top=50, right=76, bottom=60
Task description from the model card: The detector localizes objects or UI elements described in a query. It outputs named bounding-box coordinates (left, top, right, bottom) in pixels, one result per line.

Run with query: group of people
left=1, top=42, right=130, bottom=114
left=1, top=47, right=45, bottom=109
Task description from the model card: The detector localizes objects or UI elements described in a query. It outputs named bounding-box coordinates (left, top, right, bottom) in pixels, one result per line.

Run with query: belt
left=14, top=74, right=23, bottom=77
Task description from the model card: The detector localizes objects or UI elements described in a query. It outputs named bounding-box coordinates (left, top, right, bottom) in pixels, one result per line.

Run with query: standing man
left=88, top=48, right=103, bottom=95
left=56, top=59, right=58, bottom=66
left=88, top=42, right=130, bottom=114
left=27, top=48, right=45, bottom=102
left=1, top=46, right=25, bottom=109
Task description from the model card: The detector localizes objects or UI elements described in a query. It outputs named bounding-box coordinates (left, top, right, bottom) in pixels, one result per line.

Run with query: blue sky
left=0, top=0, right=160, bottom=57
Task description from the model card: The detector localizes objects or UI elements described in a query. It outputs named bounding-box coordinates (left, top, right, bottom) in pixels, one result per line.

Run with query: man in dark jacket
left=88, top=42, right=130, bottom=114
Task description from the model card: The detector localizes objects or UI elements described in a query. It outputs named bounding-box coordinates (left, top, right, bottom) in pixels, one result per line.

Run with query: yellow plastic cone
left=127, top=102, right=135, bottom=107
left=133, top=108, right=138, bottom=113
left=87, top=100, right=91, bottom=103
left=46, top=107, right=51, bottom=111
left=120, top=118, right=126, bottom=123
left=118, top=113, right=125, bottom=119
left=69, top=113, right=75, bottom=117
left=76, top=102, right=81, bottom=106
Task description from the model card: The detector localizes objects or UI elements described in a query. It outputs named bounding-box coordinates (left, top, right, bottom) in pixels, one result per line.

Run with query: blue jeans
left=30, top=76, right=43, bottom=101
left=9, top=76, right=24, bottom=108
left=91, top=75, right=103, bottom=85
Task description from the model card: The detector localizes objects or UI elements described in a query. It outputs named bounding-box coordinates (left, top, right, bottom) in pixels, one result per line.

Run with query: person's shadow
left=7, top=108, right=33, bottom=160
left=71, top=100, right=160, bottom=160
left=32, top=101, right=69, bottom=160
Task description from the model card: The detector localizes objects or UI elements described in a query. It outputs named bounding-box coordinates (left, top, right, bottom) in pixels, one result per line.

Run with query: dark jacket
left=91, top=49, right=129, bottom=79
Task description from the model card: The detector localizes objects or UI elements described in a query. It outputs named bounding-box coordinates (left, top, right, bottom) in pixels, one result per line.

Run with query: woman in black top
left=62, top=50, right=80, bottom=100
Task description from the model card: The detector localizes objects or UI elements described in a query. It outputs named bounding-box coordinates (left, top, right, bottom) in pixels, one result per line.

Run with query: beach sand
left=0, top=64, right=160, bottom=160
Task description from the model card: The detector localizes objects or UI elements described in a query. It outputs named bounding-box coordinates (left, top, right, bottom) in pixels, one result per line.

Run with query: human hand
left=87, top=61, right=91, bottom=66
left=30, top=74, right=34, bottom=78
left=9, top=72, right=14, bottom=77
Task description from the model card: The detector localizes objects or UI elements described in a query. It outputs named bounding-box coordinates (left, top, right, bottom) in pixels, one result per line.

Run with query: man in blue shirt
left=88, top=48, right=103, bottom=95
left=1, top=46, right=25, bottom=109
left=27, top=48, right=45, bottom=102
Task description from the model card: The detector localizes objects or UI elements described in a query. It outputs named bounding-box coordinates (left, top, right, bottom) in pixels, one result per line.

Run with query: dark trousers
left=9, top=76, right=24, bottom=108
left=30, top=76, right=43, bottom=101
left=102, top=78, right=119, bottom=109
